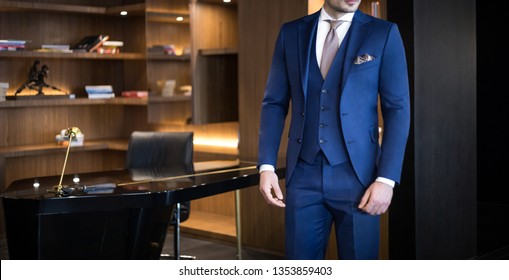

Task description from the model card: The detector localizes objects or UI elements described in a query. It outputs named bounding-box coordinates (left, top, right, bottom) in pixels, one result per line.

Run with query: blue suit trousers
left=285, top=152, right=380, bottom=259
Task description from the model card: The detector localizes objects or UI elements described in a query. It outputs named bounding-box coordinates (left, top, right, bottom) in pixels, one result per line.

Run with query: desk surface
left=0, top=161, right=286, bottom=259
left=1, top=161, right=285, bottom=214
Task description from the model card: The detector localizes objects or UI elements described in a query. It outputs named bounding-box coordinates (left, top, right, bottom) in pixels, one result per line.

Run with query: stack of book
left=72, top=35, right=110, bottom=53
left=37, top=44, right=72, bottom=53
left=94, top=41, right=123, bottom=54
left=0, top=40, right=26, bottom=51
left=121, top=90, right=148, bottom=98
left=0, top=82, right=8, bottom=101
left=148, top=44, right=176, bottom=55
left=85, top=85, right=115, bottom=99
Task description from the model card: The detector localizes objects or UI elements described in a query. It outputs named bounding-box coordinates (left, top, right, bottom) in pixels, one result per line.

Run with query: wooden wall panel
left=238, top=0, right=307, bottom=256
left=190, top=2, right=238, bottom=50
left=0, top=104, right=137, bottom=147
left=146, top=0, right=190, bottom=13
left=194, top=53, right=238, bottom=123
left=145, top=21, right=190, bottom=53
left=192, top=192, right=235, bottom=217
left=122, top=105, right=150, bottom=135
left=148, top=99, right=192, bottom=125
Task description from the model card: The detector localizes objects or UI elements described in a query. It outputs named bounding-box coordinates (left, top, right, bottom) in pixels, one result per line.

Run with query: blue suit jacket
left=258, top=10, right=410, bottom=187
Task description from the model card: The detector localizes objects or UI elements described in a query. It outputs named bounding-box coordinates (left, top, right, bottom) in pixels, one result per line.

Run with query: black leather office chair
left=125, top=131, right=195, bottom=260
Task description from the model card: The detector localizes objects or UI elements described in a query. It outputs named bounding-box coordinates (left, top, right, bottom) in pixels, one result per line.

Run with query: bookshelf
left=145, top=0, right=192, bottom=123
left=0, top=0, right=239, bottom=121
left=191, top=0, right=238, bottom=124
left=0, top=0, right=147, bottom=97
left=0, top=0, right=241, bottom=241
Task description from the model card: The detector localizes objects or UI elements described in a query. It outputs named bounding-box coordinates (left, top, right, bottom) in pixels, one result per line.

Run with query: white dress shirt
left=316, top=8, right=354, bottom=68
left=260, top=8, right=395, bottom=188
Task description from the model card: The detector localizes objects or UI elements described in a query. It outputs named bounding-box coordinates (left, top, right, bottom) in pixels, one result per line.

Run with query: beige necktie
left=320, top=20, right=344, bottom=78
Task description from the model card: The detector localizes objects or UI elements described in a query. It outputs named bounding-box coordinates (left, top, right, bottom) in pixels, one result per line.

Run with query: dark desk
left=0, top=163, right=285, bottom=260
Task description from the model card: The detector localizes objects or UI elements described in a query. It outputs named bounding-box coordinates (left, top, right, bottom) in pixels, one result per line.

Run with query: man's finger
left=358, top=190, right=370, bottom=209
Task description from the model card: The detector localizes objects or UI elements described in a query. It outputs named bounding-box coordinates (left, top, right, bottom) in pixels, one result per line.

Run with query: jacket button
left=297, top=138, right=302, bottom=143
left=319, top=139, right=325, bottom=144
left=301, top=112, right=305, bottom=117
left=321, top=89, right=327, bottom=94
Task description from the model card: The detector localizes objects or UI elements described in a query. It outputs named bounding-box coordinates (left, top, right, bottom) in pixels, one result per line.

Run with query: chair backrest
left=125, top=131, right=194, bottom=175
left=125, top=131, right=194, bottom=223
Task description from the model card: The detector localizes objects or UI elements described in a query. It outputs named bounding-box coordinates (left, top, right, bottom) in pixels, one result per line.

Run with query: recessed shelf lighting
left=176, top=16, right=184, bottom=22
left=223, top=0, right=232, bottom=3
left=120, top=11, right=128, bottom=16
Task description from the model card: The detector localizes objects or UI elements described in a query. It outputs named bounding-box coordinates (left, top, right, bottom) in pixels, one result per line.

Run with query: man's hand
left=358, top=180, right=393, bottom=215
left=259, top=170, right=286, bottom=207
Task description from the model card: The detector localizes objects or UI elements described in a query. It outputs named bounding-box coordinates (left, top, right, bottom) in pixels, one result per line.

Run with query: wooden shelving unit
left=0, top=1, right=111, bottom=14
left=191, top=0, right=238, bottom=124
left=0, top=1, right=147, bottom=15
left=149, top=95, right=191, bottom=103
left=146, top=10, right=190, bottom=23
left=146, top=53, right=190, bottom=61
left=0, top=0, right=240, bottom=241
left=0, top=51, right=145, bottom=60
left=0, top=96, right=147, bottom=108
left=198, top=47, right=238, bottom=56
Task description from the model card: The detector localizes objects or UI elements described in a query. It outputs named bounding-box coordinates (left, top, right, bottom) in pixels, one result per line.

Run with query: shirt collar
left=319, top=7, right=355, bottom=22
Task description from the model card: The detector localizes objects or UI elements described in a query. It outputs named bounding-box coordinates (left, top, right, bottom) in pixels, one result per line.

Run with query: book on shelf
left=42, top=44, right=70, bottom=50
left=93, top=41, right=123, bottom=54
left=121, top=90, right=148, bottom=98
left=85, top=85, right=115, bottom=99
left=87, top=93, right=115, bottom=99
left=36, top=44, right=72, bottom=53
left=148, top=44, right=176, bottom=55
left=103, top=41, right=124, bottom=47
left=85, top=85, right=113, bottom=94
left=0, top=39, right=26, bottom=51
left=72, top=35, right=109, bottom=53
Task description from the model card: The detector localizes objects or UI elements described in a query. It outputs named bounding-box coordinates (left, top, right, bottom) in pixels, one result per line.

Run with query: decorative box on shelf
left=55, top=128, right=84, bottom=147
left=0, top=82, right=7, bottom=101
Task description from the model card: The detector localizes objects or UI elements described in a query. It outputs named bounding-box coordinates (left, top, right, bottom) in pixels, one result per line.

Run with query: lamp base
left=48, top=185, right=77, bottom=196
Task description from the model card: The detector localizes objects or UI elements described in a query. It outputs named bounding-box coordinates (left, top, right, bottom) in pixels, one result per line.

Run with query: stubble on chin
left=325, top=0, right=361, bottom=16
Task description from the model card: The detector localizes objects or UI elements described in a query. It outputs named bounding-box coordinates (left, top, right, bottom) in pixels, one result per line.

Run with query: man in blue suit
left=258, top=0, right=410, bottom=260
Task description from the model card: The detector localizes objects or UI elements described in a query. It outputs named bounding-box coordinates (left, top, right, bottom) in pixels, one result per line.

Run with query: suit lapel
left=341, top=11, right=371, bottom=91
left=298, top=11, right=319, bottom=101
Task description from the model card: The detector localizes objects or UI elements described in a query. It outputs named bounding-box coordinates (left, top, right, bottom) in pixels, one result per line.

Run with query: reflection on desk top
left=1, top=161, right=286, bottom=206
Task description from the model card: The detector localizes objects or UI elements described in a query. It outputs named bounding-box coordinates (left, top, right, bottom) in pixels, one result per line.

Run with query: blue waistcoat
left=299, top=30, right=351, bottom=165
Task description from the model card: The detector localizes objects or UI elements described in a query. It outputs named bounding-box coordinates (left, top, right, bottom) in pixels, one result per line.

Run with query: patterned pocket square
left=354, top=54, right=376, bottom=65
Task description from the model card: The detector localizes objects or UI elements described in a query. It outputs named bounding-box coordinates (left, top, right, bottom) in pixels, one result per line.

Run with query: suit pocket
left=350, top=59, right=381, bottom=73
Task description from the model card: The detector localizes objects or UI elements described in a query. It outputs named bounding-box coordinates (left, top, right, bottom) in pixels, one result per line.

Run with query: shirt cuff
left=375, top=177, right=395, bottom=188
left=259, top=164, right=275, bottom=173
